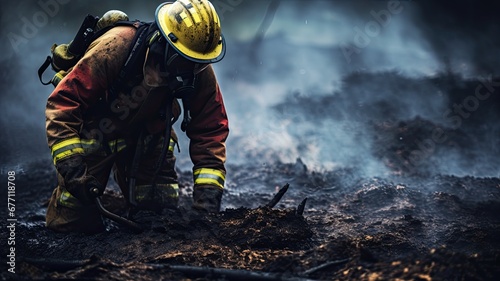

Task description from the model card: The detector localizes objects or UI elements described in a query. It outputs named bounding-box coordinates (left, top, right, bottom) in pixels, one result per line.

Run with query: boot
left=192, top=185, right=223, bottom=213
left=46, top=187, right=105, bottom=234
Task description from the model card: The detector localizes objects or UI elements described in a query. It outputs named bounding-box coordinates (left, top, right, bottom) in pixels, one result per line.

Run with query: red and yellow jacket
left=45, top=25, right=229, bottom=189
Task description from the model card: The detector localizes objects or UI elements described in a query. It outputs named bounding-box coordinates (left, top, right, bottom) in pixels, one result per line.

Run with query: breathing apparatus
left=38, top=10, right=129, bottom=87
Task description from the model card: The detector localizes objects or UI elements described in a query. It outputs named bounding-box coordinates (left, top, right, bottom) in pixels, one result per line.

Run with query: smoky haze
left=0, top=0, right=499, bottom=178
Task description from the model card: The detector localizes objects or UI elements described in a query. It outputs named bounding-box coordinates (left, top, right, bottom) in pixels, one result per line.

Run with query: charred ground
left=1, top=72, right=499, bottom=280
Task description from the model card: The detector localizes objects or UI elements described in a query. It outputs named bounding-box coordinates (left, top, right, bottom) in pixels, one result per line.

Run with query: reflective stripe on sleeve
left=108, top=139, right=127, bottom=153
left=193, top=168, right=225, bottom=189
left=52, top=138, right=128, bottom=164
left=51, top=137, right=84, bottom=164
left=80, top=139, right=100, bottom=155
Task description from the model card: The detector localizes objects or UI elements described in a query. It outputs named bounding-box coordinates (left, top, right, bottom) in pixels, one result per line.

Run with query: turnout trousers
left=46, top=131, right=179, bottom=233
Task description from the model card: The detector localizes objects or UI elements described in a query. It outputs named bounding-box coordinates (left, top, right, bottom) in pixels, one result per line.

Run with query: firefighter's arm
left=186, top=65, right=229, bottom=191
left=45, top=26, right=135, bottom=203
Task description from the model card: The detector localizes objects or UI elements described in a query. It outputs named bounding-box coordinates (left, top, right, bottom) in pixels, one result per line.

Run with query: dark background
left=1, top=0, right=499, bottom=178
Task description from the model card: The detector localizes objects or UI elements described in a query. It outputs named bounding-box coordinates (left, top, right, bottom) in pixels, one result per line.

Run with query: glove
left=192, top=185, right=223, bottom=213
left=56, top=156, right=103, bottom=205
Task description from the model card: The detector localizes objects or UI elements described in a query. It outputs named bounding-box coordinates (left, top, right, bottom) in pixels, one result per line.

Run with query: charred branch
left=21, top=257, right=89, bottom=271
left=266, top=183, right=290, bottom=208
left=296, top=198, right=307, bottom=216
left=151, top=264, right=315, bottom=281
left=301, top=258, right=350, bottom=276
left=21, top=257, right=316, bottom=281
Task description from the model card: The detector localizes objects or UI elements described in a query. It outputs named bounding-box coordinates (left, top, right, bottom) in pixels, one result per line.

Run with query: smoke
left=409, top=1, right=500, bottom=77
left=1, top=0, right=499, bottom=178
left=215, top=0, right=500, bottom=177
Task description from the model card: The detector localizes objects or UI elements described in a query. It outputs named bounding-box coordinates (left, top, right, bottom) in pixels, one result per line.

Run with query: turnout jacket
left=45, top=25, right=229, bottom=189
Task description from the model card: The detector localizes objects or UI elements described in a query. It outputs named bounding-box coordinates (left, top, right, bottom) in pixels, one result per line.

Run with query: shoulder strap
left=108, top=21, right=156, bottom=101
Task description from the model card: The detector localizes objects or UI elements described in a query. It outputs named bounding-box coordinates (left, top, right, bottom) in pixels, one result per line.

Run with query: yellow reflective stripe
left=193, top=168, right=225, bottom=189
left=52, top=138, right=128, bottom=164
left=52, top=71, right=66, bottom=85
left=51, top=138, right=84, bottom=164
left=134, top=184, right=179, bottom=200
left=54, top=71, right=66, bottom=80
left=108, top=139, right=126, bottom=153
left=169, top=138, right=175, bottom=152
left=58, top=189, right=81, bottom=208
left=81, top=139, right=99, bottom=145
left=51, top=137, right=81, bottom=153
left=167, top=183, right=180, bottom=191
left=191, top=12, right=201, bottom=23
left=53, top=148, right=85, bottom=164
left=148, top=30, right=161, bottom=45
left=52, top=144, right=83, bottom=159
left=108, top=139, right=124, bottom=146
left=117, top=144, right=126, bottom=152
left=79, top=139, right=100, bottom=155
left=179, top=11, right=193, bottom=27
left=187, top=5, right=201, bottom=23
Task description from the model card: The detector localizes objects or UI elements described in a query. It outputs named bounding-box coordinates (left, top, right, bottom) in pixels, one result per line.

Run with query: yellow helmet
left=155, top=0, right=225, bottom=63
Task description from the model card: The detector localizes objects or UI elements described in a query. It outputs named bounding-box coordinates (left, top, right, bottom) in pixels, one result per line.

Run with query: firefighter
left=45, top=0, right=229, bottom=233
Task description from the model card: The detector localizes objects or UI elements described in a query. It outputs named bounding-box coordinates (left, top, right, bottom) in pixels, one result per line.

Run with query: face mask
left=164, top=44, right=209, bottom=98
left=143, top=35, right=208, bottom=99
